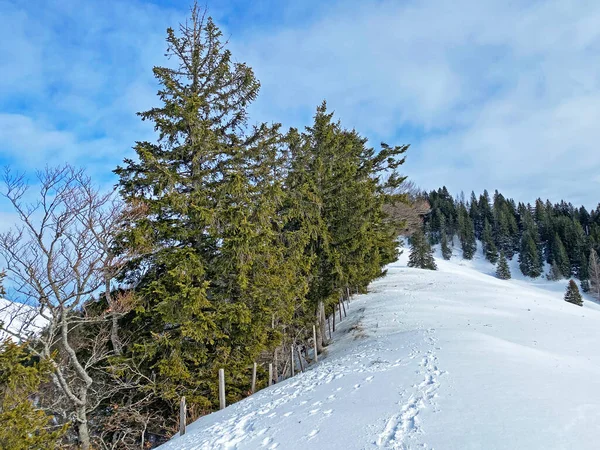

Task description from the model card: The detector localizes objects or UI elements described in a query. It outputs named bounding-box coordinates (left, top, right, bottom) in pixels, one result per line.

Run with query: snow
left=158, top=243, right=600, bottom=450
left=0, top=298, right=45, bottom=342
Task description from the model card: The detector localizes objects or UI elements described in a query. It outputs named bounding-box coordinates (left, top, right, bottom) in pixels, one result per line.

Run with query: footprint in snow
left=365, top=376, right=374, bottom=382
left=323, top=409, right=333, bottom=415
left=309, top=409, right=320, bottom=415
left=283, top=412, right=293, bottom=417
left=306, top=429, right=319, bottom=440
left=267, top=412, right=276, bottom=418
left=261, top=437, right=272, bottom=446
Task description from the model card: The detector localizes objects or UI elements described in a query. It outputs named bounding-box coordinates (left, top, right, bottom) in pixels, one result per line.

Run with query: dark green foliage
left=519, top=231, right=543, bottom=278
left=422, top=188, right=600, bottom=283
left=457, top=204, right=476, bottom=260
left=482, top=219, right=498, bottom=263
left=0, top=341, right=66, bottom=449
left=114, top=7, right=312, bottom=430
left=440, top=231, right=452, bottom=260
left=564, top=279, right=583, bottom=306
left=551, top=233, right=571, bottom=278
left=581, top=279, right=590, bottom=293
left=407, top=229, right=437, bottom=270
left=547, top=261, right=563, bottom=281
left=111, top=5, right=409, bottom=441
left=496, top=252, right=511, bottom=280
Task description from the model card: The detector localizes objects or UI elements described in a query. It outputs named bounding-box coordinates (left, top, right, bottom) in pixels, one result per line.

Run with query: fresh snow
left=158, top=243, right=600, bottom=450
left=0, top=298, right=45, bottom=341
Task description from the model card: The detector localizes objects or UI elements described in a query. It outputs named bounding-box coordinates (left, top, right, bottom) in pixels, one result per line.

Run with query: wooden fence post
left=340, top=297, right=347, bottom=318
left=298, top=346, right=305, bottom=372
left=274, top=350, right=278, bottom=383
left=328, top=316, right=332, bottom=340
left=268, top=363, right=273, bottom=386
left=219, top=368, right=226, bottom=410
left=313, top=325, right=318, bottom=363
left=332, top=309, right=336, bottom=332
left=179, top=396, right=186, bottom=436
left=338, top=300, right=343, bottom=321
left=290, top=345, right=295, bottom=377
left=251, top=362, right=257, bottom=394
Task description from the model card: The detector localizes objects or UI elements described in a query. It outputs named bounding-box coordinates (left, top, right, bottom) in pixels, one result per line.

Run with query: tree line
left=420, top=186, right=600, bottom=296
left=0, top=5, right=411, bottom=449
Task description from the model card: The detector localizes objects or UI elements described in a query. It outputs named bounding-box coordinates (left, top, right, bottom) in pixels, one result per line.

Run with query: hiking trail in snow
left=159, top=243, right=600, bottom=450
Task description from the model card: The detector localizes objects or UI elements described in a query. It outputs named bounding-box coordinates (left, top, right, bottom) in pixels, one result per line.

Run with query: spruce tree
left=457, top=204, right=476, bottom=260
left=440, top=230, right=452, bottom=260
left=115, top=5, right=309, bottom=418
left=589, top=249, right=600, bottom=298
left=551, top=233, right=571, bottom=278
left=519, top=231, right=543, bottom=278
left=496, top=252, right=511, bottom=280
left=564, top=279, right=583, bottom=306
left=408, top=229, right=437, bottom=270
left=547, top=261, right=563, bottom=281
left=482, top=218, right=498, bottom=263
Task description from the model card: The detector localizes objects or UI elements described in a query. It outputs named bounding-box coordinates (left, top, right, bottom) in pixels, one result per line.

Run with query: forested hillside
left=422, top=187, right=600, bottom=296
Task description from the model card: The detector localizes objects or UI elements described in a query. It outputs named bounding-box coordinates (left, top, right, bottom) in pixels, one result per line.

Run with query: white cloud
left=1, top=0, right=600, bottom=208
left=233, top=0, right=600, bottom=207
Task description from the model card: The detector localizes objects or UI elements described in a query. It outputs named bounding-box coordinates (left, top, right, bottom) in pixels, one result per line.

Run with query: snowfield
left=0, top=298, right=45, bottom=342
left=159, top=244, right=600, bottom=450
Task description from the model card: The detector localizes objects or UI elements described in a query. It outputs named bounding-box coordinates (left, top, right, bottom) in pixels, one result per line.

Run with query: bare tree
left=0, top=166, right=140, bottom=450
left=589, top=249, right=600, bottom=299
left=383, top=179, right=430, bottom=236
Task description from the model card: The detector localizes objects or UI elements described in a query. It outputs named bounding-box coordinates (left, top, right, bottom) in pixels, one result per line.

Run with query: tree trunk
left=111, top=312, right=122, bottom=355
left=77, top=405, right=91, bottom=450
left=316, top=301, right=328, bottom=352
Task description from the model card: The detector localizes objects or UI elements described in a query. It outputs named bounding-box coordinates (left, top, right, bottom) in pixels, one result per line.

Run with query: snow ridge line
left=376, top=328, right=445, bottom=449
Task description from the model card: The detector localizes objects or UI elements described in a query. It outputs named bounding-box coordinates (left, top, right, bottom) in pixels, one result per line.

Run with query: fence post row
left=268, top=363, right=273, bottom=386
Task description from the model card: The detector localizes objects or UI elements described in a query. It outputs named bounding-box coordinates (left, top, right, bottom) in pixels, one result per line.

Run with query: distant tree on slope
left=589, top=249, right=600, bottom=299
left=564, top=279, right=583, bottom=306
left=440, top=231, right=452, bottom=260
left=547, top=261, right=563, bottom=281
left=408, top=229, right=437, bottom=270
left=519, top=232, right=543, bottom=278
left=496, top=252, right=511, bottom=280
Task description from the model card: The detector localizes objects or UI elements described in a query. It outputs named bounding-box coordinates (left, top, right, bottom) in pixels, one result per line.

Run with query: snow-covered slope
left=159, top=245, right=600, bottom=450
left=0, top=298, right=45, bottom=341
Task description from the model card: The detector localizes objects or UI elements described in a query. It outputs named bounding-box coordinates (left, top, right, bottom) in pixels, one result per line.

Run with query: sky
left=1, top=0, right=600, bottom=210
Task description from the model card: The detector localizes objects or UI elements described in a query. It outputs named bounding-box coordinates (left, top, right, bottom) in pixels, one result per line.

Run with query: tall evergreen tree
left=482, top=218, right=498, bottom=263
left=551, top=233, right=571, bottom=278
left=496, top=252, right=511, bottom=280
left=115, top=6, right=310, bottom=423
left=519, top=231, right=543, bottom=278
left=407, top=229, right=437, bottom=270
left=457, top=204, right=476, bottom=260
left=564, top=279, right=583, bottom=306
left=440, top=230, right=452, bottom=260
left=589, top=249, right=600, bottom=298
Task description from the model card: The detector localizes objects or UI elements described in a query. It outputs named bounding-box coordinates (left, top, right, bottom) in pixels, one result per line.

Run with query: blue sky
left=2, top=0, right=600, bottom=210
